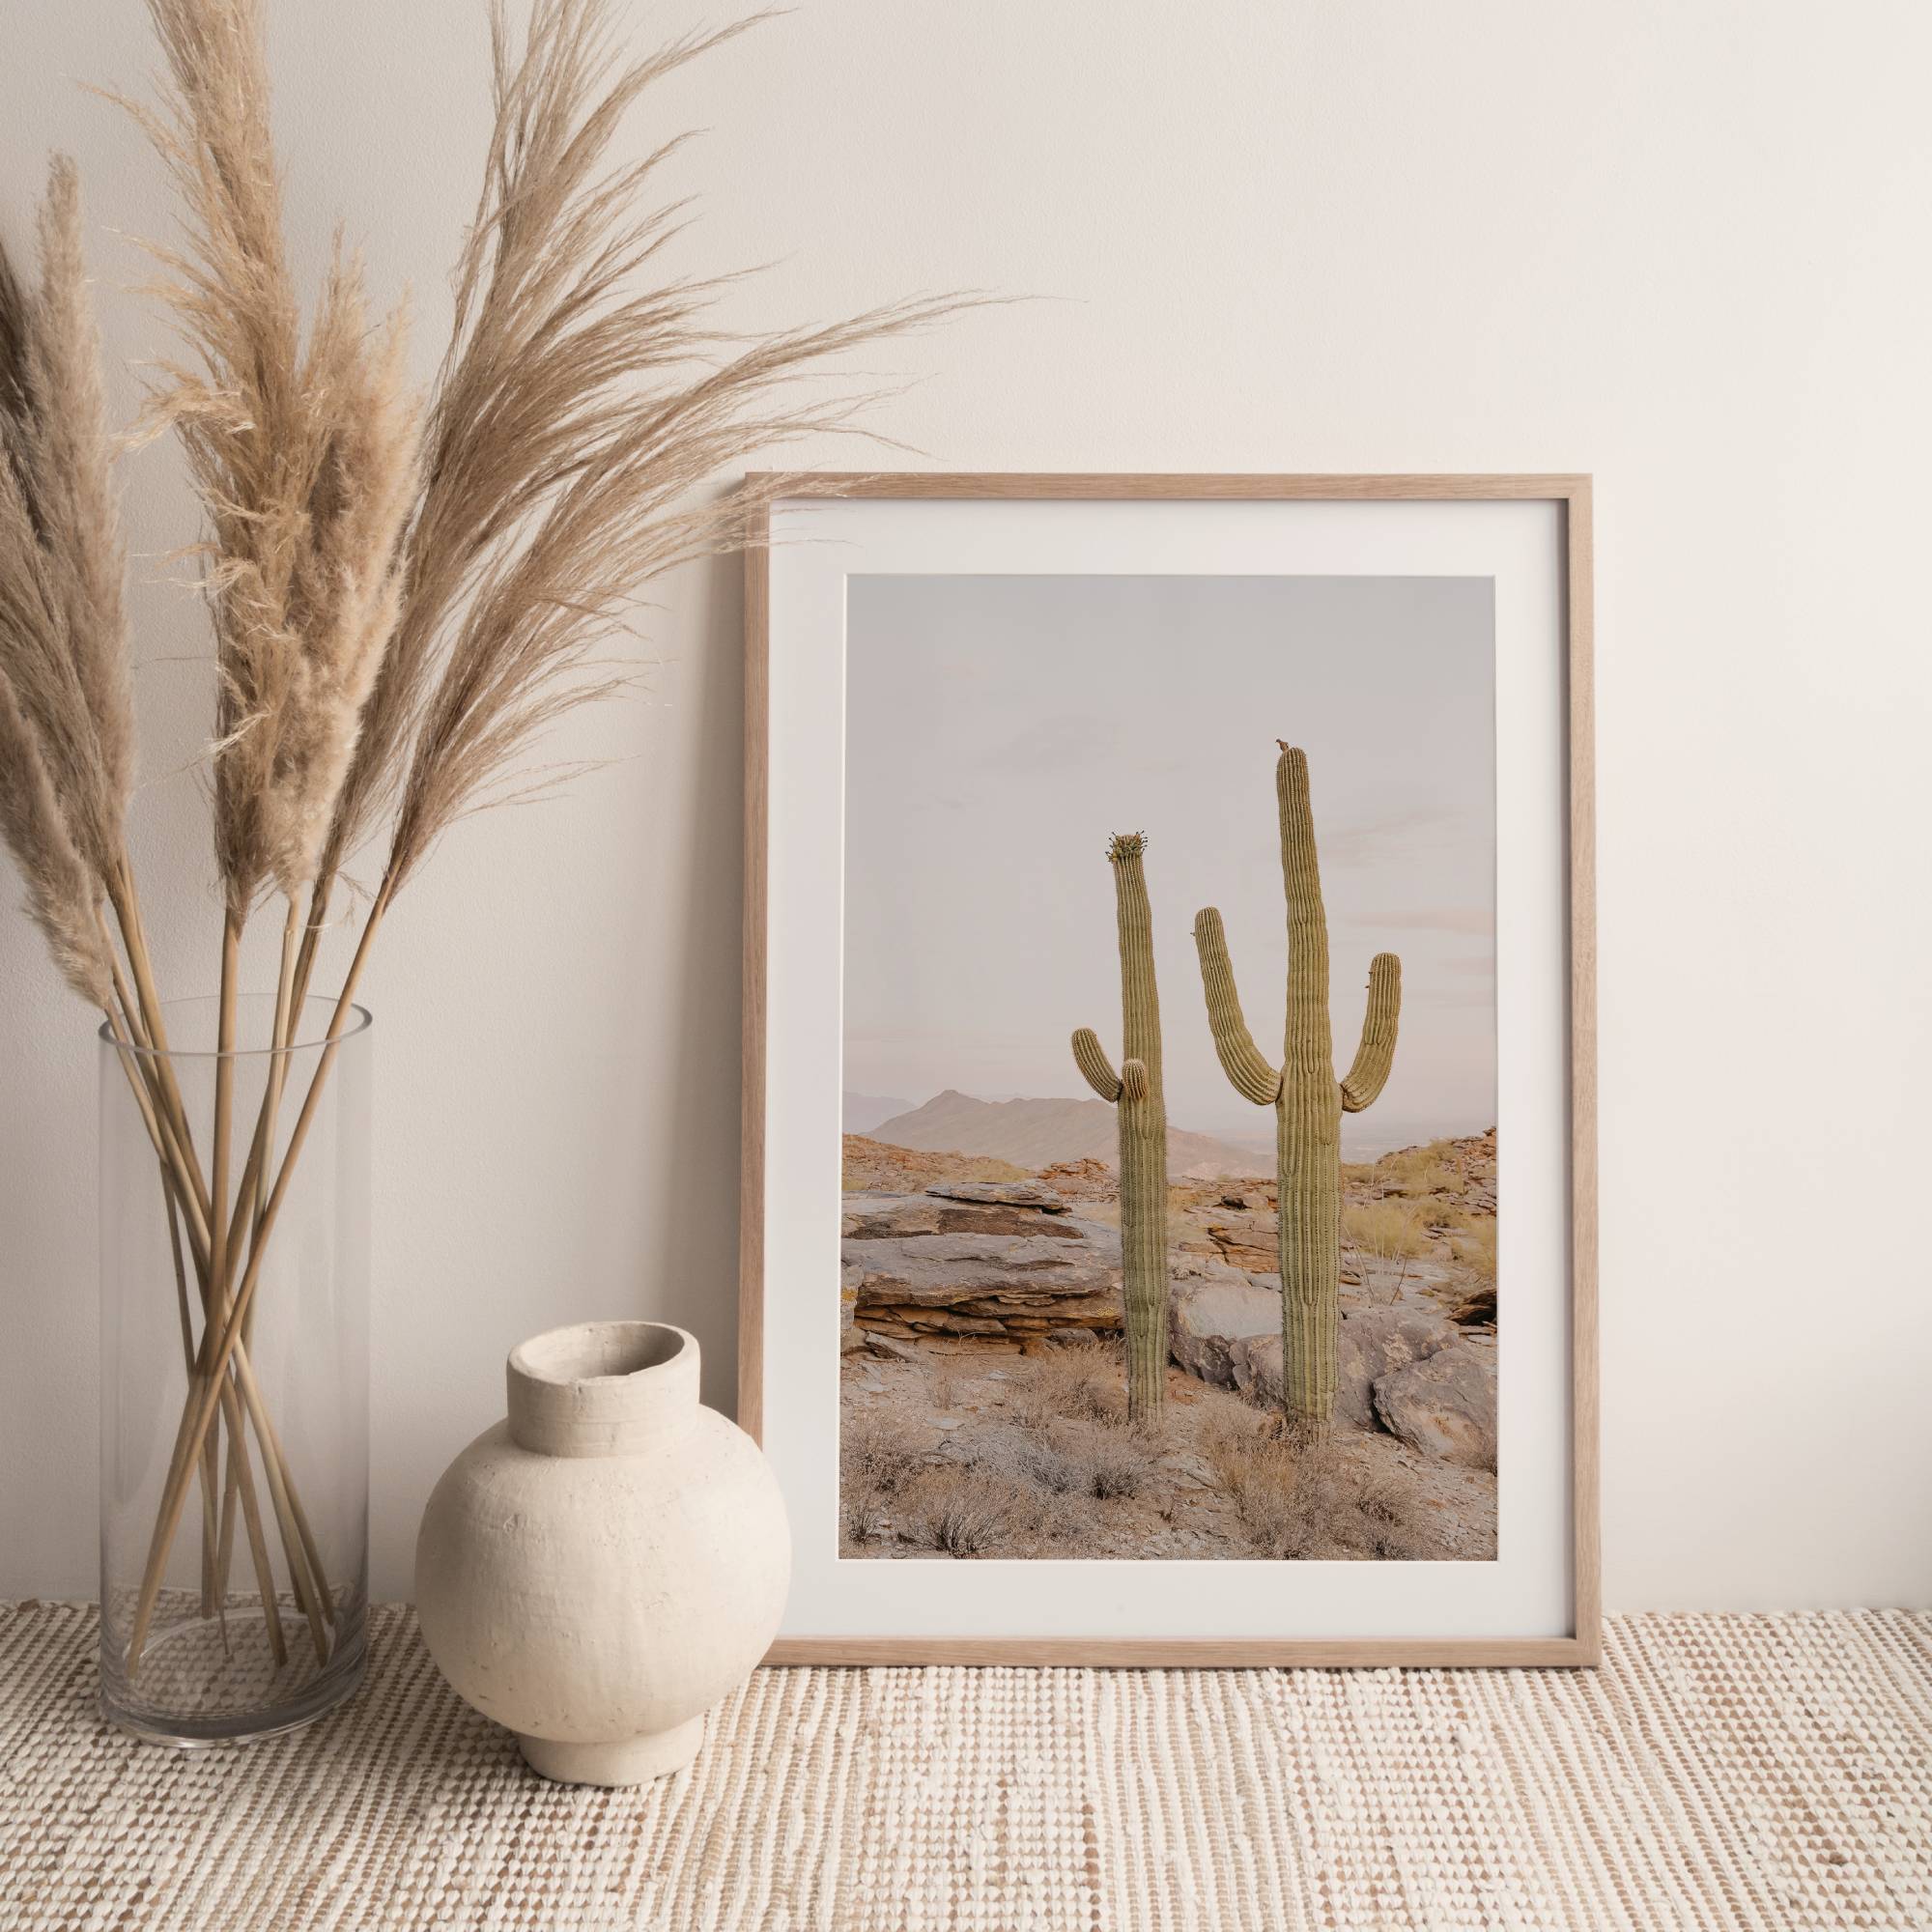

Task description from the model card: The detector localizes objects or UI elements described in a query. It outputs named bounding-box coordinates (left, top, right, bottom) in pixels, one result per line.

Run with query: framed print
left=741, top=474, right=1596, bottom=1665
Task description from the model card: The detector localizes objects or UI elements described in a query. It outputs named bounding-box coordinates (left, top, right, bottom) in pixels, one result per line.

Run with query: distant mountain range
left=866, top=1090, right=1269, bottom=1179
left=842, top=1093, right=915, bottom=1136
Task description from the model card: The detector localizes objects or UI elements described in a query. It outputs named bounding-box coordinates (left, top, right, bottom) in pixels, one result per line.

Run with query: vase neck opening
left=506, top=1321, right=699, bottom=1458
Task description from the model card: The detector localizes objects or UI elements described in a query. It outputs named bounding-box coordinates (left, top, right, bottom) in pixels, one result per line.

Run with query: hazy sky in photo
left=843, top=575, right=1495, bottom=1147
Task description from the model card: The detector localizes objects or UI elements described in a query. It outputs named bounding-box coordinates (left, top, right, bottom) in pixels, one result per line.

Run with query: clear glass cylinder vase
left=98, top=993, right=372, bottom=1744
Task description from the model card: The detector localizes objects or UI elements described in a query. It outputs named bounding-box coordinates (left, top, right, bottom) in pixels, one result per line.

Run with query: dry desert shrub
left=1084, top=1435, right=1154, bottom=1499
left=845, top=1419, right=1075, bottom=1558
left=1204, top=1412, right=1437, bottom=1561
left=1379, top=1142, right=1462, bottom=1198
left=1342, top=1197, right=1435, bottom=1261
left=915, top=1492, right=1012, bottom=1556
left=901, top=1464, right=1040, bottom=1557
left=1008, top=1435, right=1084, bottom=1494
left=839, top=1410, right=925, bottom=1544
left=1355, top=1469, right=1420, bottom=1532
left=1010, top=1350, right=1128, bottom=1432
left=1009, top=1430, right=1152, bottom=1501
left=842, top=1410, right=924, bottom=1496
left=1203, top=1412, right=1299, bottom=1542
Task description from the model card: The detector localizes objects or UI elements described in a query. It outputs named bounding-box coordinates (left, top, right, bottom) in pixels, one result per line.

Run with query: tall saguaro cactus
left=1193, top=746, right=1401, bottom=1438
left=1071, top=833, right=1169, bottom=1421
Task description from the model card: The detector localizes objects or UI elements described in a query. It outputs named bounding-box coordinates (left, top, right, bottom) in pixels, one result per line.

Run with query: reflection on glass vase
left=98, top=994, right=371, bottom=1745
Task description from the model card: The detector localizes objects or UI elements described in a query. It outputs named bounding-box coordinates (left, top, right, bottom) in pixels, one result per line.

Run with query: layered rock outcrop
left=842, top=1183, right=1123, bottom=1348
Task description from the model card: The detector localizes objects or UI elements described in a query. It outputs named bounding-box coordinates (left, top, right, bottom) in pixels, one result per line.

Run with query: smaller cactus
left=1071, top=832, right=1168, bottom=1421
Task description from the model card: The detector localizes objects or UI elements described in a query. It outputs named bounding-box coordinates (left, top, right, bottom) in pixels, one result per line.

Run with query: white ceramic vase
left=414, top=1321, right=789, bottom=1785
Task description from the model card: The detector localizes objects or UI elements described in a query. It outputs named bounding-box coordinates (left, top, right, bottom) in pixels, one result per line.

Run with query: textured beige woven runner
left=1, top=1604, right=1926, bottom=1929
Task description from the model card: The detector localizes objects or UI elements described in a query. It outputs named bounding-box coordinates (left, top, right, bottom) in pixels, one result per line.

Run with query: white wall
left=3, top=1, right=1928, bottom=1612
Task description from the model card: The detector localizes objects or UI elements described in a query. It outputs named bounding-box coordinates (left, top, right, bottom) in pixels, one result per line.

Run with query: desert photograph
left=839, top=574, right=1499, bottom=1562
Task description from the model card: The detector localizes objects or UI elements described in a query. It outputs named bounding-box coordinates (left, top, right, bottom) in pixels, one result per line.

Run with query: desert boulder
left=1168, top=1269, right=1282, bottom=1385
left=1227, top=1304, right=1461, bottom=1431
left=1373, top=1342, right=1498, bottom=1469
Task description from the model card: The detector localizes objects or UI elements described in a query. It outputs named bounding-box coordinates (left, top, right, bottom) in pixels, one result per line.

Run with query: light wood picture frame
left=742, top=473, right=1596, bottom=1666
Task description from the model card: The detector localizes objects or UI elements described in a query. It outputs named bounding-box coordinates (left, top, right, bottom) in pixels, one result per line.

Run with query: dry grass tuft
left=1013, top=1437, right=1084, bottom=1494
left=838, top=1409, right=926, bottom=1544
left=905, top=1472, right=1032, bottom=1557
left=1083, top=1434, right=1155, bottom=1499
left=841, top=1409, right=924, bottom=1499
left=1379, top=1142, right=1462, bottom=1198
left=969, top=1399, right=1158, bottom=1511
left=867, top=1412, right=1158, bottom=1557
left=1010, top=1350, right=1128, bottom=1432
left=1204, top=1412, right=1438, bottom=1561
left=1342, top=1197, right=1435, bottom=1261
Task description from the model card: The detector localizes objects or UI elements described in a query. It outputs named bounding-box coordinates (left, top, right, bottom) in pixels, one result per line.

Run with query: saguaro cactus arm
left=1071, top=1026, right=1122, bottom=1102
left=1121, top=1058, right=1150, bottom=1103
left=1339, top=952, right=1403, bottom=1113
left=1192, top=908, right=1283, bottom=1105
